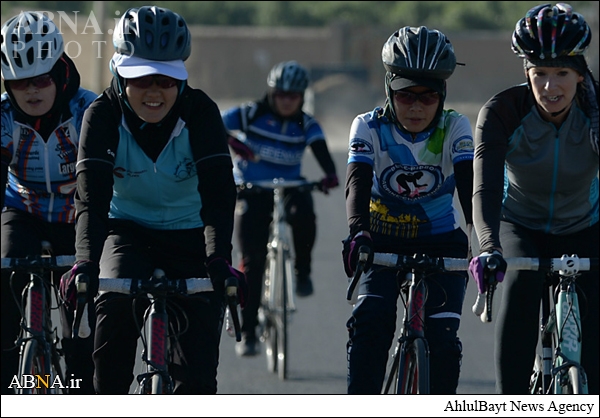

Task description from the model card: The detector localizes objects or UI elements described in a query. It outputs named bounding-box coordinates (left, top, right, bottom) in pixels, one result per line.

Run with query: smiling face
left=392, top=86, right=440, bottom=134
left=125, top=76, right=178, bottom=123
left=527, top=66, right=584, bottom=124
left=9, top=77, right=56, bottom=117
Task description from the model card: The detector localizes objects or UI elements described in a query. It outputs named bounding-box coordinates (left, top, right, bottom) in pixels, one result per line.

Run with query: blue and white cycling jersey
left=222, top=101, right=326, bottom=182
left=1, top=89, right=98, bottom=223
left=348, top=108, right=474, bottom=238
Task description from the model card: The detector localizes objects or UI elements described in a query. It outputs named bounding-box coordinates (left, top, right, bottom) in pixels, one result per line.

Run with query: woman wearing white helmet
left=1, top=11, right=98, bottom=394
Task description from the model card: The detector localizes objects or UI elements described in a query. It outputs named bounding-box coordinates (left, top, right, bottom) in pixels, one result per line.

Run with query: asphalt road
left=212, top=149, right=499, bottom=395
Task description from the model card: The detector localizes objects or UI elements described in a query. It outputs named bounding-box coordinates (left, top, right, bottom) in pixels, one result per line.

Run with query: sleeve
left=186, top=91, right=237, bottom=262
left=449, top=114, right=474, bottom=225
left=1, top=100, right=13, bottom=210
left=74, top=93, right=119, bottom=263
left=221, top=106, right=243, bottom=132
left=472, top=97, right=511, bottom=254
left=309, top=140, right=337, bottom=176
left=345, top=114, right=375, bottom=236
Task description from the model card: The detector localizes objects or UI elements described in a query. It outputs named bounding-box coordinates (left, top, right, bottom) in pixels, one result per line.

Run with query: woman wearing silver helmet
left=58, top=6, right=245, bottom=394
left=1, top=11, right=98, bottom=394
left=471, top=3, right=598, bottom=394
left=343, top=26, right=474, bottom=394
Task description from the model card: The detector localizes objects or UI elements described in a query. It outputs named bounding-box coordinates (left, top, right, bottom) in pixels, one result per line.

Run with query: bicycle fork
left=140, top=297, right=172, bottom=394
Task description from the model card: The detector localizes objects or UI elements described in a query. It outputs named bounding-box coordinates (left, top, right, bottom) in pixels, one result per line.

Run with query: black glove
left=60, top=260, right=99, bottom=310
left=342, top=232, right=374, bottom=278
left=206, top=257, right=248, bottom=308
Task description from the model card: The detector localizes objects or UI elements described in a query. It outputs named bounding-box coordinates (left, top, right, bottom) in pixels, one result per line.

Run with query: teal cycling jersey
left=348, top=108, right=474, bottom=238
left=1, top=89, right=98, bottom=223
left=109, top=118, right=203, bottom=230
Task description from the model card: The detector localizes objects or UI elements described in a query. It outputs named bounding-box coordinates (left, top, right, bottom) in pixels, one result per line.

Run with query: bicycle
left=347, top=251, right=469, bottom=394
left=237, top=178, right=321, bottom=380
left=1, top=241, right=79, bottom=394
left=471, top=254, right=599, bottom=394
left=97, top=268, right=241, bottom=394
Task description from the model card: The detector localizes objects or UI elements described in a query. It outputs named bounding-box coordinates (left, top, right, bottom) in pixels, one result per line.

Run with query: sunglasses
left=6, top=74, right=54, bottom=91
left=127, top=75, right=178, bottom=89
left=273, top=91, right=302, bottom=100
left=393, top=90, right=440, bottom=106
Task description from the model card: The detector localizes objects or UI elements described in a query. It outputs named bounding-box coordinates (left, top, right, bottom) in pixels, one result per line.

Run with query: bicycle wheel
left=383, top=341, right=401, bottom=394
left=561, top=366, right=586, bottom=394
left=397, top=338, right=429, bottom=394
left=261, top=248, right=278, bottom=374
left=529, top=354, right=544, bottom=394
left=17, top=339, right=53, bottom=394
left=275, top=247, right=289, bottom=380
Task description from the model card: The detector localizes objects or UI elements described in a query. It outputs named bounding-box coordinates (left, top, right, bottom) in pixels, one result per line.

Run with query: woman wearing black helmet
left=471, top=3, right=598, bottom=394
left=343, top=26, right=474, bottom=394
left=59, top=6, right=244, bottom=394
left=222, top=60, right=339, bottom=357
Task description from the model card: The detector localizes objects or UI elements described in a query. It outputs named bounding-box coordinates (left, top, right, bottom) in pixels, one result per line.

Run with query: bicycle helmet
left=113, top=6, right=191, bottom=62
left=267, top=61, right=309, bottom=92
left=511, top=3, right=591, bottom=61
left=382, top=26, right=457, bottom=81
left=1, top=12, right=63, bottom=80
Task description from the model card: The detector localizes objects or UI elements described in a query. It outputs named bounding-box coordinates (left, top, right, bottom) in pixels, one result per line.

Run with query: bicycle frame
left=240, top=178, right=319, bottom=380
left=2, top=248, right=75, bottom=395
left=351, top=253, right=469, bottom=395
left=469, top=254, right=597, bottom=395
left=97, top=270, right=235, bottom=394
left=534, top=273, right=587, bottom=394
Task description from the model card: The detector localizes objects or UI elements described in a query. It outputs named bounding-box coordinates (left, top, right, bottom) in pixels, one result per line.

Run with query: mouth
left=144, top=102, right=163, bottom=108
left=545, top=95, right=561, bottom=103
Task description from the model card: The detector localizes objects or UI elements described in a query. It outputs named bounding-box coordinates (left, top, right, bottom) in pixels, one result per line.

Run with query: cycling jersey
left=1, top=89, right=98, bottom=223
left=222, top=99, right=329, bottom=181
left=348, top=107, right=474, bottom=238
left=474, top=84, right=599, bottom=252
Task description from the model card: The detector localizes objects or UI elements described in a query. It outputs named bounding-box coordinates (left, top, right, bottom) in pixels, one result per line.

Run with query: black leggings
left=92, top=220, right=225, bottom=394
left=496, top=221, right=599, bottom=394
left=235, top=188, right=316, bottom=335
left=1, top=208, right=95, bottom=394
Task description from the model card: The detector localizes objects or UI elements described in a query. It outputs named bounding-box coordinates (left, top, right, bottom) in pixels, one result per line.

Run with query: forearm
left=345, top=162, right=373, bottom=236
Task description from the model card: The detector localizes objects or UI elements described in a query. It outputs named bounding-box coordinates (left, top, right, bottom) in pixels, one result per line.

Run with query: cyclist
left=222, top=60, right=339, bottom=357
left=342, top=26, right=474, bottom=394
left=1, top=11, right=98, bottom=394
left=58, top=6, right=243, bottom=394
left=471, top=3, right=599, bottom=394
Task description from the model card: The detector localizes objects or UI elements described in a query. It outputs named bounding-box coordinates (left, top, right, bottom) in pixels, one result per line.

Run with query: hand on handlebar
left=60, top=260, right=99, bottom=309
left=469, top=250, right=507, bottom=295
left=319, top=173, right=339, bottom=195
left=227, top=135, right=256, bottom=161
left=206, top=256, right=247, bottom=308
left=342, top=232, right=374, bottom=278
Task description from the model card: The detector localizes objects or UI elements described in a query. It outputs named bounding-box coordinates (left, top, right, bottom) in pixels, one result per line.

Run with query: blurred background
left=2, top=1, right=599, bottom=150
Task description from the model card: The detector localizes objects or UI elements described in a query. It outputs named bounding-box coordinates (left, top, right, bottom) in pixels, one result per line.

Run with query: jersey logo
left=349, top=139, right=373, bottom=155
left=174, top=158, right=197, bottom=181
left=452, top=136, right=474, bottom=154
left=381, top=164, right=442, bottom=200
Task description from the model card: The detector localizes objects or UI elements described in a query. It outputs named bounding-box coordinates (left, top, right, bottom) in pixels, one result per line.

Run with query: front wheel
left=17, top=339, right=53, bottom=394
left=397, top=338, right=429, bottom=394
left=275, top=248, right=289, bottom=380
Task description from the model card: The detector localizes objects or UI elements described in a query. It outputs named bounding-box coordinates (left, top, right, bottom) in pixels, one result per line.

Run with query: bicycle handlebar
left=472, top=255, right=599, bottom=323
left=236, top=178, right=323, bottom=194
left=1, top=255, right=76, bottom=271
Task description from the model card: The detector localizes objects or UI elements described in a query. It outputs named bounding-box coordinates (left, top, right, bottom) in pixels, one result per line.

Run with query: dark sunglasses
left=393, top=90, right=440, bottom=106
left=6, top=74, right=54, bottom=91
left=273, top=90, right=302, bottom=100
left=127, top=75, right=178, bottom=89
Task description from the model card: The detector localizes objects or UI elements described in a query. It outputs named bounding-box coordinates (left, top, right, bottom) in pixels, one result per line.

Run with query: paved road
left=212, top=150, right=499, bottom=395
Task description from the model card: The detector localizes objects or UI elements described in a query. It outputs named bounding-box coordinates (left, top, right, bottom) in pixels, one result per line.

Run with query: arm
left=1, top=148, right=8, bottom=210
left=345, top=161, right=373, bottom=237
left=74, top=93, right=119, bottom=263
left=472, top=101, right=510, bottom=254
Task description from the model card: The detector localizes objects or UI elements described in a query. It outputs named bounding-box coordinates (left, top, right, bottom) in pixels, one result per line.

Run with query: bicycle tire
left=383, top=342, right=401, bottom=394
left=529, top=354, right=544, bottom=394
left=561, top=366, right=585, bottom=394
left=261, top=249, right=278, bottom=374
left=397, top=338, right=429, bottom=394
left=17, top=339, right=53, bottom=394
left=275, top=247, right=289, bottom=380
